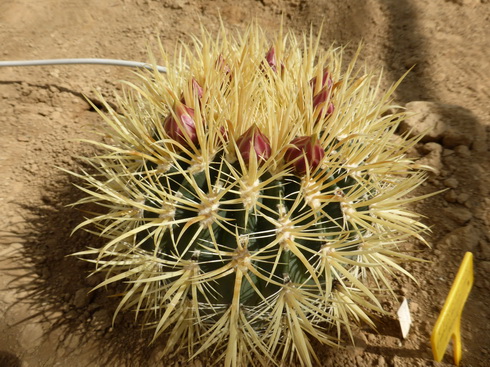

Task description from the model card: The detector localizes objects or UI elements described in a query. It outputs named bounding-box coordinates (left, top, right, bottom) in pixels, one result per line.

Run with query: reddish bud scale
left=191, top=78, right=204, bottom=99
left=219, top=126, right=229, bottom=143
left=284, top=136, right=325, bottom=175
left=312, top=88, right=329, bottom=110
left=310, top=68, right=334, bottom=92
left=313, top=93, right=335, bottom=120
left=311, top=69, right=335, bottom=120
left=265, top=46, right=277, bottom=72
left=180, top=78, right=204, bottom=104
left=164, top=103, right=198, bottom=147
left=236, top=125, right=271, bottom=165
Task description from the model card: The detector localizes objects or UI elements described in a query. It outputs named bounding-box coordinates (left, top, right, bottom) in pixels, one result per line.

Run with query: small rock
left=419, top=141, right=443, bottom=155
left=472, top=125, right=488, bottom=152
left=72, top=288, right=93, bottom=309
left=16, top=135, right=31, bottom=142
left=402, top=102, right=477, bottom=148
left=454, top=145, right=471, bottom=158
left=438, top=225, right=480, bottom=251
left=86, top=274, right=103, bottom=287
left=444, top=190, right=458, bottom=203
left=378, top=356, right=387, bottom=366
left=400, top=101, right=446, bottom=142
left=456, top=193, right=470, bottom=204
left=442, top=129, right=473, bottom=148
left=417, top=142, right=443, bottom=175
left=346, top=333, right=368, bottom=356
left=443, top=148, right=454, bottom=156
left=443, top=178, right=459, bottom=189
left=409, top=301, right=420, bottom=313
left=443, top=206, right=473, bottom=225
left=367, top=333, right=377, bottom=343
left=46, top=69, right=60, bottom=79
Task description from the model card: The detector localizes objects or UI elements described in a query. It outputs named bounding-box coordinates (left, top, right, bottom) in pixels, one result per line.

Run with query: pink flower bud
left=236, top=124, right=271, bottom=165
left=265, top=46, right=277, bottom=72
left=279, top=62, right=286, bottom=78
left=192, top=78, right=204, bottom=99
left=313, top=88, right=334, bottom=120
left=310, top=68, right=333, bottom=93
left=180, top=78, right=203, bottom=104
left=312, top=87, right=329, bottom=110
left=284, top=136, right=325, bottom=175
left=164, top=102, right=198, bottom=147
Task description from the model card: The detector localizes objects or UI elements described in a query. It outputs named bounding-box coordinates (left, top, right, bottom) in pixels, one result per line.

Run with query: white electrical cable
left=0, top=58, right=167, bottom=73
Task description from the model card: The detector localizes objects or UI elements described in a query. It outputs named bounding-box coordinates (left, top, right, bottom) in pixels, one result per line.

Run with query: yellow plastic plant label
left=431, top=252, right=474, bottom=366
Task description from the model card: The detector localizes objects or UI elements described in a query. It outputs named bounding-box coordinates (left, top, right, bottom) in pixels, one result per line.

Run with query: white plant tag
left=397, top=297, right=412, bottom=339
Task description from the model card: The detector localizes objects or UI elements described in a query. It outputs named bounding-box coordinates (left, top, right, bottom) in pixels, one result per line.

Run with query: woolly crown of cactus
left=71, top=23, right=430, bottom=367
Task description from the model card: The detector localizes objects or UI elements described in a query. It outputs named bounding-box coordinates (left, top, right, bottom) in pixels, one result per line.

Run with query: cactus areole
left=72, top=24, right=430, bottom=367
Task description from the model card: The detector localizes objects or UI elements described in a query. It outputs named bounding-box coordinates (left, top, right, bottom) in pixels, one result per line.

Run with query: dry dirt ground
left=0, top=1, right=489, bottom=366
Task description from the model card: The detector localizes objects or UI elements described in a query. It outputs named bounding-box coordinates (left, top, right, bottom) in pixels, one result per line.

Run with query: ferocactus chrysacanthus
left=72, top=24, right=430, bottom=367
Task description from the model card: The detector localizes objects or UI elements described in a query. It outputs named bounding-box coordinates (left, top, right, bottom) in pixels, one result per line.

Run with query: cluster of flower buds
left=234, top=125, right=325, bottom=176
left=163, top=50, right=330, bottom=175
left=284, top=135, right=325, bottom=175
left=311, top=68, right=335, bottom=119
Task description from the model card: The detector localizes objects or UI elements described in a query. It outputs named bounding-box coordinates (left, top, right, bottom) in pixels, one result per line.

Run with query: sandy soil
left=0, top=1, right=489, bottom=366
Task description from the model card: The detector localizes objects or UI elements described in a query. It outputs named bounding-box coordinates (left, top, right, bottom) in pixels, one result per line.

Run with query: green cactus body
left=72, top=24, right=430, bottom=367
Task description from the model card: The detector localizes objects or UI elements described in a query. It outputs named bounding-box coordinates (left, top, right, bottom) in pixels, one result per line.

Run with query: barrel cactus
left=72, top=24, right=430, bottom=367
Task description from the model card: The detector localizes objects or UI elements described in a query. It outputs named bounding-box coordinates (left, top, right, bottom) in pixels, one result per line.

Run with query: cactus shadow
left=0, top=166, right=161, bottom=367
left=0, top=351, right=22, bottom=367
left=384, top=2, right=490, bottom=366
left=384, top=0, right=434, bottom=102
